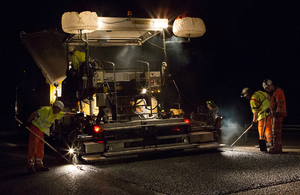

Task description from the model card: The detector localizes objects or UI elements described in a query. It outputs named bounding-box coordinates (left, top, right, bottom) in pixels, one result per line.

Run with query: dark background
left=2, top=0, right=300, bottom=130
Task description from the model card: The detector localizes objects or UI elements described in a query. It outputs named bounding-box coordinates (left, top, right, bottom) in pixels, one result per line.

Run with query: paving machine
left=21, top=11, right=223, bottom=163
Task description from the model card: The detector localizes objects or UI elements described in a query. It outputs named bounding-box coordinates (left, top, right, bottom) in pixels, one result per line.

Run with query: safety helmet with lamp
left=262, top=79, right=273, bottom=89
left=53, top=100, right=64, bottom=111
left=241, top=87, right=250, bottom=98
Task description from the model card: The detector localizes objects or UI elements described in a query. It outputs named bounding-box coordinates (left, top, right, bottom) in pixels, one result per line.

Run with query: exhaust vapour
left=221, top=119, right=244, bottom=145
left=219, top=107, right=247, bottom=145
left=166, top=36, right=190, bottom=66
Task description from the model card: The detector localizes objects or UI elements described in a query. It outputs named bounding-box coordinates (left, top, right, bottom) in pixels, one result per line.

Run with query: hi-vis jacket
left=250, top=90, right=270, bottom=121
left=269, top=87, right=287, bottom=118
left=32, top=106, right=64, bottom=132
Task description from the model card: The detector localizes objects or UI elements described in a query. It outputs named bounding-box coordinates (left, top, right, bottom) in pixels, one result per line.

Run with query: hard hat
left=241, top=87, right=250, bottom=98
left=53, top=100, right=64, bottom=111
left=262, top=79, right=273, bottom=89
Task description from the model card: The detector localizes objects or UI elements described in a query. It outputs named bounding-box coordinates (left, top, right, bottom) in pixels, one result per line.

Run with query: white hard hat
left=53, top=100, right=64, bottom=111
left=262, top=79, right=273, bottom=89
left=241, top=87, right=250, bottom=98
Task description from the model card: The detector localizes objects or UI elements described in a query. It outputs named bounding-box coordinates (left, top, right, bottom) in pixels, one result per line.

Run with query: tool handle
left=230, top=124, right=253, bottom=147
left=15, top=117, right=58, bottom=152
left=15, top=116, right=83, bottom=167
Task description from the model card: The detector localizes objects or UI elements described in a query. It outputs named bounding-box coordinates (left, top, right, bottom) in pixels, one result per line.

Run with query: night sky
left=2, top=0, right=300, bottom=127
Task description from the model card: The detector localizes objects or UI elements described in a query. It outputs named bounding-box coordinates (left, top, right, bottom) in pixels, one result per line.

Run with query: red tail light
left=94, top=125, right=101, bottom=132
left=184, top=119, right=190, bottom=124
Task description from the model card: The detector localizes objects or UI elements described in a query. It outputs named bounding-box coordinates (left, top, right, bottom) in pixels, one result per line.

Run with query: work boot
left=27, top=160, right=35, bottom=174
left=269, top=147, right=282, bottom=154
left=27, top=167, right=35, bottom=174
left=35, top=160, right=50, bottom=172
left=255, top=142, right=272, bottom=148
left=36, top=165, right=50, bottom=172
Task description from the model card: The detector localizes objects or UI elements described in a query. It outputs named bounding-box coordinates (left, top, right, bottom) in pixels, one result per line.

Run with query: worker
left=68, top=46, right=86, bottom=70
left=241, top=87, right=272, bottom=148
left=66, top=46, right=88, bottom=101
left=25, top=100, right=76, bottom=174
left=262, top=79, right=287, bottom=154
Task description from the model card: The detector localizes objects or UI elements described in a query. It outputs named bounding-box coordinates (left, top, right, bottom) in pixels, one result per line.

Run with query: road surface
left=0, top=127, right=300, bottom=194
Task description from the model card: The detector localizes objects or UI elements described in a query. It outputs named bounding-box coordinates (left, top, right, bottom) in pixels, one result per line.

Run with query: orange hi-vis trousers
left=258, top=115, right=272, bottom=143
left=27, top=125, right=44, bottom=162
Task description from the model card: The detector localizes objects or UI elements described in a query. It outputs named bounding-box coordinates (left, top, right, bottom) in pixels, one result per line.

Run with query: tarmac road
left=0, top=126, right=300, bottom=195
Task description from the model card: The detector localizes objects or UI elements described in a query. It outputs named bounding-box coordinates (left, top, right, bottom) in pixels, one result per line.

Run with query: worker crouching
left=26, top=101, right=76, bottom=174
left=241, top=88, right=272, bottom=149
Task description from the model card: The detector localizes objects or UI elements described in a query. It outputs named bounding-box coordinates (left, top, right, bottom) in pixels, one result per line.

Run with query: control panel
left=93, top=70, right=104, bottom=88
left=147, top=71, right=161, bottom=93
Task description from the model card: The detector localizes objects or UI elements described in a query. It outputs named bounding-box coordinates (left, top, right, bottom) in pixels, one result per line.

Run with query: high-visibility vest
left=250, top=90, right=270, bottom=121
left=32, top=106, right=65, bottom=132
left=270, top=87, right=287, bottom=118
left=72, top=51, right=86, bottom=70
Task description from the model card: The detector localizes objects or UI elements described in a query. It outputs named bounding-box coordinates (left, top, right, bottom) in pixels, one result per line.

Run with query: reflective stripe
left=251, top=91, right=267, bottom=105
left=252, top=91, right=267, bottom=107
left=32, top=107, right=55, bottom=131
left=258, top=91, right=267, bottom=99
left=250, top=91, right=270, bottom=121
left=34, top=115, right=52, bottom=129
left=270, top=87, right=287, bottom=117
left=251, top=99, right=260, bottom=109
left=32, top=106, right=64, bottom=132
left=36, top=158, right=43, bottom=164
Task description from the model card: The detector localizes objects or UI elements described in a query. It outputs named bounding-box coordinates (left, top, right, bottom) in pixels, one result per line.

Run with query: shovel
left=258, top=116, right=267, bottom=152
left=230, top=123, right=253, bottom=147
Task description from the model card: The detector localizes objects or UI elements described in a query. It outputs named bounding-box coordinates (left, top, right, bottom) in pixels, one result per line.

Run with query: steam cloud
left=221, top=118, right=244, bottom=145
left=166, top=36, right=190, bottom=66
left=219, top=107, right=248, bottom=145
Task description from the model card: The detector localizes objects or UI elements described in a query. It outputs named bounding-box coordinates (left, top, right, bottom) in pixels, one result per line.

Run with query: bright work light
left=141, top=88, right=147, bottom=94
left=69, top=148, right=74, bottom=154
